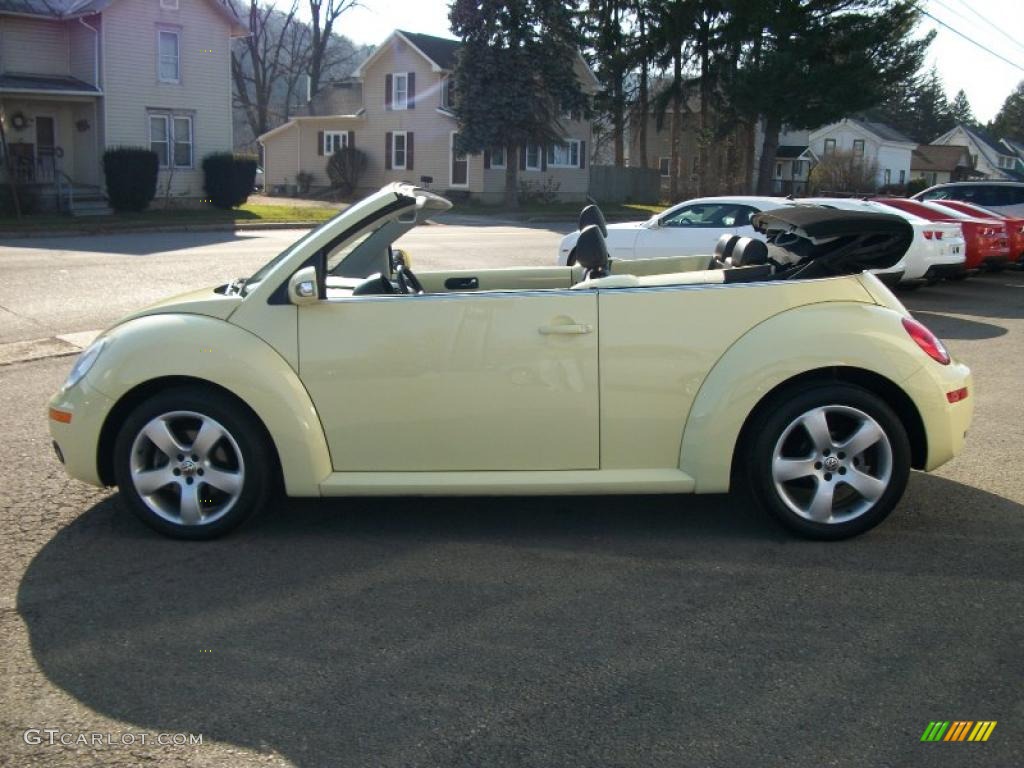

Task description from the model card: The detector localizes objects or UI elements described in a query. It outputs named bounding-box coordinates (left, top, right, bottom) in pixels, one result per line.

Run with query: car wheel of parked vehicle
left=113, top=387, right=276, bottom=539
left=745, top=384, right=911, bottom=540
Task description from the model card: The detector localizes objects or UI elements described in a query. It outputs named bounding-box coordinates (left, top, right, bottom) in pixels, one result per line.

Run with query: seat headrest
left=714, top=234, right=740, bottom=261
left=578, top=204, right=608, bottom=237
left=731, top=237, right=769, bottom=266
left=575, top=224, right=609, bottom=272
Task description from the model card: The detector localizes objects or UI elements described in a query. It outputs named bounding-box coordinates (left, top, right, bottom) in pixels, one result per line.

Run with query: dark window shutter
left=385, top=132, right=393, bottom=170
left=580, top=140, right=586, bottom=169
left=520, top=145, right=527, bottom=171
left=385, top=74, right=393, bottom=110
left=407, top=132, right=414, bottom=170
left=317, top=130, right=324, bottom=156
left=541, top=145, right=547, bottom=172
left=484, top=150, right=491, bottom=169
left=348, top=130, right=355, bottom=148
left=407, top=72, right=415, bottom=109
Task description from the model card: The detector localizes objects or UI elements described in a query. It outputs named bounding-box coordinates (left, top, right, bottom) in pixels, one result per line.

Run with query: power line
left=915, top=2, right=1024, bottom=74
left=943, top=0, right=1024, bottom=57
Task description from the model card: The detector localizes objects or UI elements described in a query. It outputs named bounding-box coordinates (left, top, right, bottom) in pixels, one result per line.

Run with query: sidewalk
left=0, top=331, right=100, bottom=367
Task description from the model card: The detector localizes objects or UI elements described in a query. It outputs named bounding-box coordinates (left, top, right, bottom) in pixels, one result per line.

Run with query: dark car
left=914, top=181, right=1024, bottom=218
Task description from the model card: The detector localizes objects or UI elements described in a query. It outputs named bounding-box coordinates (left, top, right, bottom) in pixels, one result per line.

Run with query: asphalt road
left=0, top=227, right=1022, bottom=767
left=0, top=222, right=570, bottom=344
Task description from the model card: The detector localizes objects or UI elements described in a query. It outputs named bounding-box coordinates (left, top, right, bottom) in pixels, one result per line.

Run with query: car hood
left=607, top=221, right=649, bottom=231
left=117, top=286, right=242, bottom=325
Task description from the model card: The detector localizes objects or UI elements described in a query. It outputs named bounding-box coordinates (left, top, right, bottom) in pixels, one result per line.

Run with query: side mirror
left=288, top=266, right=319, bottom=306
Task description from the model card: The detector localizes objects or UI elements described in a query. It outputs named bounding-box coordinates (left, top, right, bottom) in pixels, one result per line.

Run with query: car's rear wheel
left=113, top=387, right=275, bottom=539
left=744, top=383, right=911, bottom=540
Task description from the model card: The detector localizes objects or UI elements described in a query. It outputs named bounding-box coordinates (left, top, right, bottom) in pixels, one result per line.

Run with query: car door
left=297, top=290, right=600, bottom=472
left=632, top=202, right=752, bottom=259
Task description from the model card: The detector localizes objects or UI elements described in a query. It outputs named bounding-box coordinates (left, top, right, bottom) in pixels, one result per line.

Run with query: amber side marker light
left=49, top=408, right=72, bottom=424
left=902, top=317, right=951, bottom=365
left=947, top=387, right=969, bottom=404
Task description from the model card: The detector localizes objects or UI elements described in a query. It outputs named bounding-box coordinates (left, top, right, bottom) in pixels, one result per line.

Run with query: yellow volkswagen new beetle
left=49, top=184, right=972, bottom=540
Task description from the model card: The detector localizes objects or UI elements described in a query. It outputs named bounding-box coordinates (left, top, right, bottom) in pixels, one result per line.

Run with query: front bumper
left=48, top=379, right=115, bottom=488
left=901, top=361, right=973, bottom=472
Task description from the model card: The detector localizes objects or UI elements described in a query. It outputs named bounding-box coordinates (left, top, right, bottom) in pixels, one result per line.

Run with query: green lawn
left=448, top=200, right=664, bottom=219
left=0, top=202, right=341, bottom=234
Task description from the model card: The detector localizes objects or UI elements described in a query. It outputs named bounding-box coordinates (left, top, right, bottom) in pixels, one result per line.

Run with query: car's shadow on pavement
left=17, top=477, right=1023, bottom=767
left=900, top=269, right=1024, bottom=321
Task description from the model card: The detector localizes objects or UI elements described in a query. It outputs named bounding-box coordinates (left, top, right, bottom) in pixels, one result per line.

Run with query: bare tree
left=306, top=0, right=359, bottom=114
left=808, top=150, right=880, bottom=195
left=231, top=0, right=301, bottom=140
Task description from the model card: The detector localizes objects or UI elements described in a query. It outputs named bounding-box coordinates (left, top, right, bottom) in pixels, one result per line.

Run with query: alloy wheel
left=771, top=405, right=893, bottom=525
left=129, top=410, right=245, bottom=526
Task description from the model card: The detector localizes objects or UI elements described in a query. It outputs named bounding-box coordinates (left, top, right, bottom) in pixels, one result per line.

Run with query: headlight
left=62, top=337, right=108, bottom=391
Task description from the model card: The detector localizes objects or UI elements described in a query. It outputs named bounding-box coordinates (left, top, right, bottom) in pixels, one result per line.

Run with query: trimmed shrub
left=202, top=153, right=258, bottom=209
left=326, top=147, right=367, bottom=198
left=102, top=147, right=159, bottom=212
left=905, top=177, right=928, bottom=196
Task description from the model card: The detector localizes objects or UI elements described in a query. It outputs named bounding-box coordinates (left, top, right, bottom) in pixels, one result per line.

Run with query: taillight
left=902, top=317, right=950, bottom=365
left=923, top=230, right=944, bottom=240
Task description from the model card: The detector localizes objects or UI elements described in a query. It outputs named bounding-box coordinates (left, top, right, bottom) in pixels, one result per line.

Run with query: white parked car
left=801, top=198, right=966, bottom=284
left=557, top=195, right=795, bottom=262
left=556, top=196, right=914, bottom=285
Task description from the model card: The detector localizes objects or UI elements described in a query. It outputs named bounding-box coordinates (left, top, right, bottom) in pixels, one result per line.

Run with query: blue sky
left=336, top=0, right=1024, bottom=123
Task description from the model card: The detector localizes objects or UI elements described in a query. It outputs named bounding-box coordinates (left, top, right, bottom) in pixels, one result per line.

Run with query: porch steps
left=70, top=189, right=112, bottom=217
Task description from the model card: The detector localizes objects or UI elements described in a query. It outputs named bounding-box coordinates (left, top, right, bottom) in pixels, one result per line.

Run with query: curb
left=0, top=330, right=100, bottom=367
left=0, top=221, right=326, bottom=239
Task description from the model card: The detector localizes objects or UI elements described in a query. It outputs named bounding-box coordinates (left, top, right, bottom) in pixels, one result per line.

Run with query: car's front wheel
left=744, top=383, right=911, bottom=540
left=113, top=387, right=276, bottom=539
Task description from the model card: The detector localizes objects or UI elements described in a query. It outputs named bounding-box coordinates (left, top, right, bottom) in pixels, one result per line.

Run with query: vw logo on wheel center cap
left=180, top=459, right=198, bottom=476
left=823, top=456, right=840, bottom=471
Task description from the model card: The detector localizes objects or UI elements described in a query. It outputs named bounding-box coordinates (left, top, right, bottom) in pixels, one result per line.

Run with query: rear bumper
left=924, top=263, right=967, bottom=280
left=902, top=361, right=973, bottom=472
left=876, top=270, right=904, bottom=287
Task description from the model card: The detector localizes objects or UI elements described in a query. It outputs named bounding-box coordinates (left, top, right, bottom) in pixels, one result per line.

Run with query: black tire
left=743, top=383, right=911, bottom=540
left=113, top=386, right=277, bottom=539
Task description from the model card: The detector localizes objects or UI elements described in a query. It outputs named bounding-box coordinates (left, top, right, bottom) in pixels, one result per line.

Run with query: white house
left=931, top=124, right=1024, bottom=181
left=808, top=118, right=916, bottom=188
left=0, top=0, right=247, bottom=212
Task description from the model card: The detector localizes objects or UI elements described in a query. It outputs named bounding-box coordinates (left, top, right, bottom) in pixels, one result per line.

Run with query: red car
left=872, top=197, right=1012, bottom=272
left=926, top=199, right=1024, bottom=266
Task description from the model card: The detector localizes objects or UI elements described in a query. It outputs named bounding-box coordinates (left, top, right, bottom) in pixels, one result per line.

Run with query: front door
left=298, top=291, right=600, bottom=471
left=35, top=116, right=56, bottom=182
left=451, top=132, right=468, bottom=187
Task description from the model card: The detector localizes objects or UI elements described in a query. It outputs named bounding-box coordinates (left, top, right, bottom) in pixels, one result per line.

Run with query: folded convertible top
left=752, top=206, right=914, bottom=278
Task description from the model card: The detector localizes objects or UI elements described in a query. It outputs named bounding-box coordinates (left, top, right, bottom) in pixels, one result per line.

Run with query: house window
left=883, top=168, right=891, bottom=185
left=525, top=144, right=541, bottom=171
left=659, top=157, right=670, bottom=177
left=441, top=76, right=456, bottom=110
left=775, top=162, right=783, bottom=178
left=149, top=112, right=193, bottom=168
left=172, top=115, right=192, bottom=167
left=324, top=131, right=348, bottom=154
left=392, top=73, right=408, bottom=110
left=970, top=153, right=978, bottom=168
left=149, top=115, right=169, bottom=166
left=899, top=169, right=906, bottom=184
left=392, top=131, right=407, bottom=169
left=852, top=139, right=864, bottom=159
left=823, top=138, right=836, bottom=155
left=547, top=140, right=580, bottom=168
left=158, top=29, right=180, bottom=83
left=490, top=147, right=506, bottom=169
left=160, top=0, right=179, bottom=9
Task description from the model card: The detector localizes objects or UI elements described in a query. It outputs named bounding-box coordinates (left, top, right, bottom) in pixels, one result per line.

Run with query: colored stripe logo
left=921, top=721, right=997, bottom=742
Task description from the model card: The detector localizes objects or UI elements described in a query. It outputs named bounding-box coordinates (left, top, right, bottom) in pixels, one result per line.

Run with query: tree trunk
left=505, top=145, right=519, bottom=209
left=669, top=51, right=682, bottom=202
left=697, top=15, right=711, bottom=196
left=638, top=49, right=649, bottom=169
left=613, top=75, right=625, bottom=167
left=756, top=113, right=782, bottom=196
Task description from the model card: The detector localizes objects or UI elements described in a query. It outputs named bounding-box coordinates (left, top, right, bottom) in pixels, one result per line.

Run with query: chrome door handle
left=539, top=323, right=593, bottom=335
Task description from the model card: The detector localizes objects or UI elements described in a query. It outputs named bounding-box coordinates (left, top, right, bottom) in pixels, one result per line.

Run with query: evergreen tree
left=449, top=0, right=589, bottom=208
left=914, top=67, right=955, bottom=142
left=949, top=89, right=976, bottom=126
left=989, top=81, right=1024, bottom=143
left=730, top=0, right=931, bottom=195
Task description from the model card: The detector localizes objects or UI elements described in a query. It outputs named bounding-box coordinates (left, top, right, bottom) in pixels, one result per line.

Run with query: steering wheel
left=395, top=263, right=424, bottom=295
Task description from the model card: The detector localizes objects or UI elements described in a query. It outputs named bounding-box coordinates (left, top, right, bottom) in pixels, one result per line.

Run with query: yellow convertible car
left=48, top=184, right=972, bottom=540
